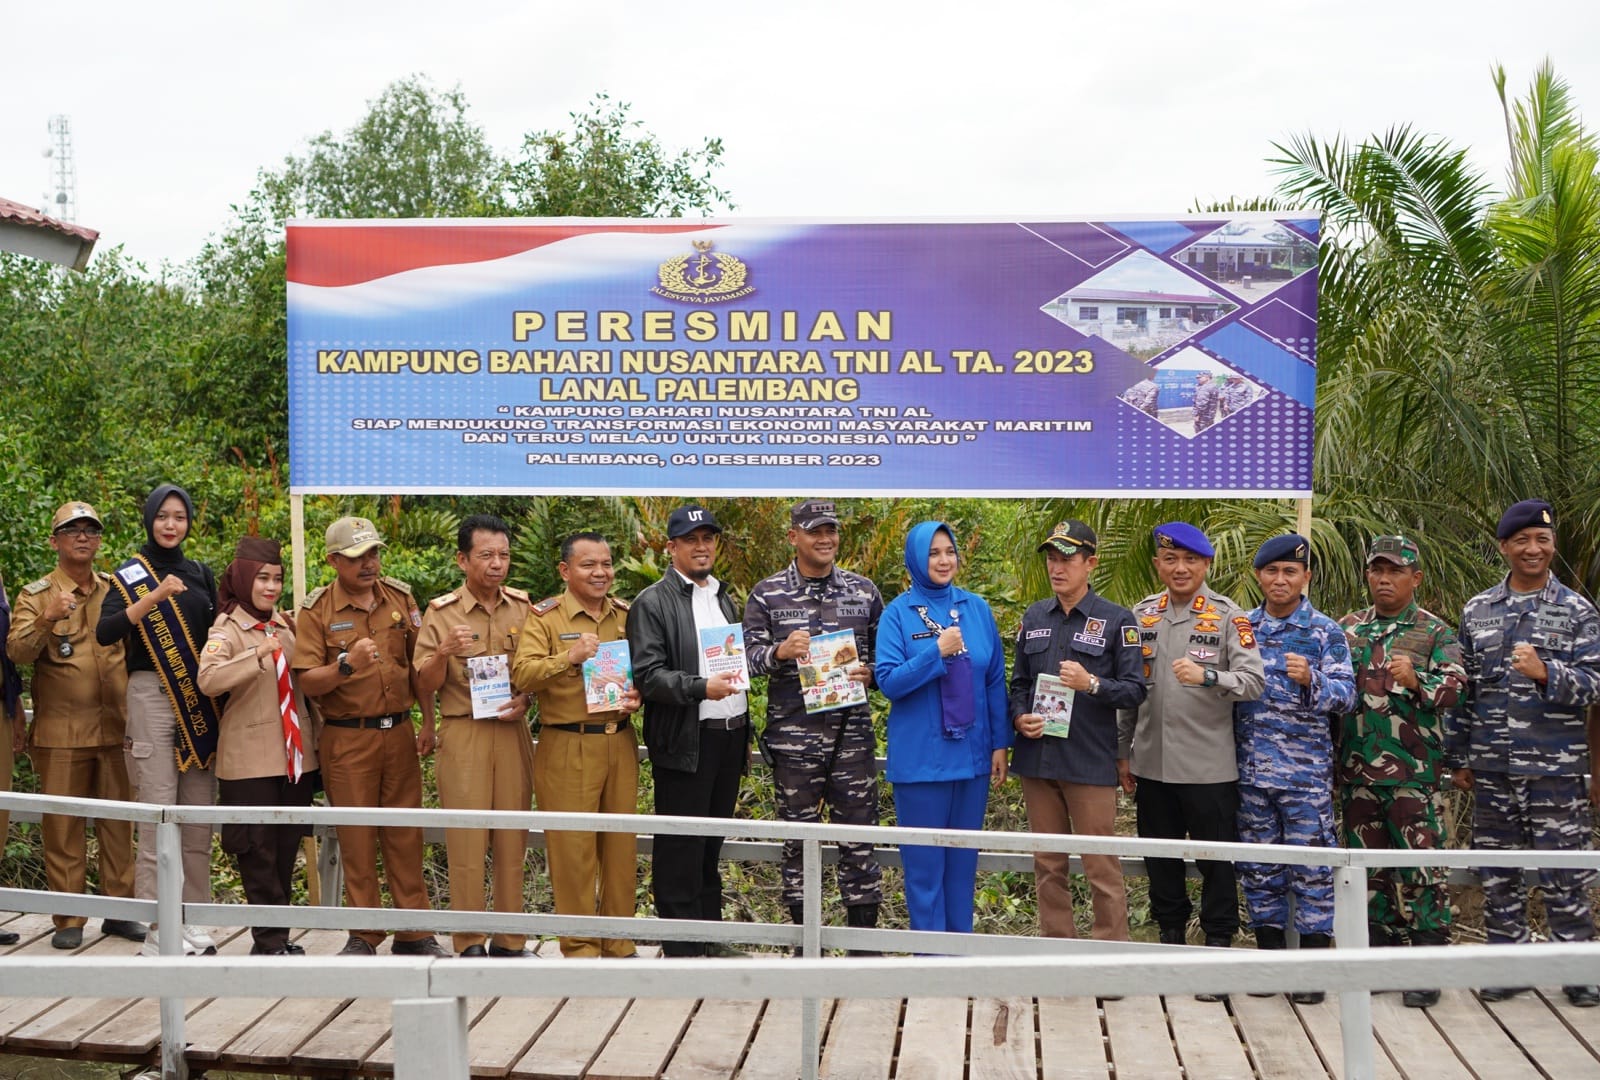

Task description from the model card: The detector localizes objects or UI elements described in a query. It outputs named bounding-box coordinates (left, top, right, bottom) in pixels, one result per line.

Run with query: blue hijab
left=902, top=520, right=974, bottom=738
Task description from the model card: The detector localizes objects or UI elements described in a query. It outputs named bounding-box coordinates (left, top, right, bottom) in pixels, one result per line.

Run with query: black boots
left=845, top=903, right=880, bottom=957
left=1250, top=926, right=1287, bottom=997
left=1404, top=928, right=1446, bottom=1009
left=1291, top=933, right=1331, bottom=1005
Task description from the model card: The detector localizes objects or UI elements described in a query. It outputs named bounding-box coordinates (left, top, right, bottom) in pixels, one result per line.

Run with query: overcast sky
left=4, top=1, right=1596, bottom=272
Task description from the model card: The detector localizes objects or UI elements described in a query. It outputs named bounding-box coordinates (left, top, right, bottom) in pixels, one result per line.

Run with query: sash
left=254, top=622, right=306, bottom=782
left=913, top=605, right=975, bottom=740
left=110, top=556, right=220, bottom=772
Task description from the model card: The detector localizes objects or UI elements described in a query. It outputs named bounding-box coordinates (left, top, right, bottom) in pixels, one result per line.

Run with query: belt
left=702, top=712, right=748, bottom=731
left=543, top=720, right=627, bottom=735
left=323, top=712, right=408, bottom=730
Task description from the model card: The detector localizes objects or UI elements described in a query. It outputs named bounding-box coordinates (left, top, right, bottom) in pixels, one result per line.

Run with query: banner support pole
left=291, top=493, right=307, bottom=609
left=1295, top=496, right=1313, bottom=540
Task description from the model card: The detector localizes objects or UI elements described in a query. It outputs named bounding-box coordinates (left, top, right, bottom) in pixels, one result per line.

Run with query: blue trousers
left=1237, top=783, right=1335, bottom=934
left=894, top=775, right=989, bottom=933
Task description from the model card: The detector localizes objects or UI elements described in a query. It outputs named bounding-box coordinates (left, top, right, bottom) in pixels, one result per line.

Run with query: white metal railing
left=3, top=789, right=1600, bottom=1080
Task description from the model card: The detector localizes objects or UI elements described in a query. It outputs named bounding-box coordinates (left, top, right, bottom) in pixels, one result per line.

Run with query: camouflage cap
left=1367, top=535, right=1419, bottom=567
left=790, top=499, right=841, bottom=531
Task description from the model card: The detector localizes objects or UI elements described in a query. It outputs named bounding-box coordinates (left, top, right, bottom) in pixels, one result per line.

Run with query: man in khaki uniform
left=513, top=531, right=641, bottom=959
left=414, top=514, right=536, bottom=958
left=6, top=501, right=143, bottom=950
left=293, top=516, right=445, bottom=957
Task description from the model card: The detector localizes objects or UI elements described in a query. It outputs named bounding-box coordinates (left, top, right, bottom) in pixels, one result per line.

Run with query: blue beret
left=1153, top=522, right=1213, bottom=558
left=1497, top=499, right=1554, bottom=540
left=1253, top=533, right=1310, bottom=569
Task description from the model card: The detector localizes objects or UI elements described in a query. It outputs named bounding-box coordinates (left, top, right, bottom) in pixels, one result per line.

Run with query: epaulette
left=381, top=576, right=414, bottom=595
left=503, top=585, right=530, bottom=602
left=301, top=584, right=329, bottom=610
left=611, top=596, right=631, bottom=611
left=531, top=596, right=562, bottom=616
left=96, top=570, right=114, bottom=582
left=429, top=591, right=460, bottom=610
left=21, top=578, right=50, bottom=595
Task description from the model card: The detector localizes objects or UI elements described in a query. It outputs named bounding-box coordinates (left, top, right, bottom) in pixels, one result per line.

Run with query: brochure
left=582, top=640, right=634, bottom=713
left=699, top=624, right=750, bottom=690
left=1032, top=673, right=1075, bottom=738
left=466, top=653, right=513, bottom=719
left=798, top=628, right=867, bottom=714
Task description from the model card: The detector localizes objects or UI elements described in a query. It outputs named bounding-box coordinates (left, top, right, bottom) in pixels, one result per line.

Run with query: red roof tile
left=0, top=196, right=99, bottom=243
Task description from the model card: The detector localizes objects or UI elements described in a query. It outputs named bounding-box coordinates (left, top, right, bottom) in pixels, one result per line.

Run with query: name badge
left=838, top=603, right=870, bottom=619
left=117, top=564, right=150, bottom=585
left=559, top=632, right=582, bottom=640
left=1025, top=628, right=1052, bottom=640
left=329, top=621, right=356, bottom=633
left=1072, top=632, right=1105, bottom=648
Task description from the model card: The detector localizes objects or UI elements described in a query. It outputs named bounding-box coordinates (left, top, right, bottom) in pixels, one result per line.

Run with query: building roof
left=1064, top=288, right=1225, bottom=305
left=0, top=196, right=98, bottom=271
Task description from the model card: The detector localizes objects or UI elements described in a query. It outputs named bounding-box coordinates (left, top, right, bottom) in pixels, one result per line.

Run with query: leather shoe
left=51, top=927, right=83, bottom=950
left=703, top=941, right=749, bottom=958
left=250, top=943, right=293, bottom=956
left=391, top=936, right=449, bottom=957
left=1291, top=990, right=1326, bottom=1005
left=338, top=936, right=377, bottom=956
left=101, top=919, right=148, bottom=942
left=489, top=944, right=533, bottom=958
left=1479, top=986, right=1531, bottom=1002
left=457, top=944, right=488, bottom=958
left=1565, top=985, right=1600, bottom=1007
left=1402, top=989, right=1440, bottom=1009
left=0, top=928, right=20, bottom=946
left=284, top=942, right=305, bottom=955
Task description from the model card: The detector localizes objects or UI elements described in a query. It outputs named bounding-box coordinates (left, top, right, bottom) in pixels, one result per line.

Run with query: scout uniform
left=743, top=499, right=884, bottom=927
left=292, top=533, right=434, bottom=951
left=512, top=588, right=638, bottom=958
left=1117, top=522, right=1264, bottom=947
left=1450, top=501, right=1600, bottom=1006
left=416, top=582, right=534, bottom=956
left=1234, top=535, right=1356, bottom=955
left=6, top=502, right=137, bottom=943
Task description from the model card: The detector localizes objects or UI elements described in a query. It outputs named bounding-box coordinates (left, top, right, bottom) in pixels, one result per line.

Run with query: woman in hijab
left=97, top=484, right=220, bottom=956
left=874, top=521, right=1012, bottom=934
left=198, top=538, right=319, bottom=955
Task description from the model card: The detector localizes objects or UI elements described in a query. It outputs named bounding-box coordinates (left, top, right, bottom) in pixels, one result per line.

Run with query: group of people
left=2, top=490, right=1597, bottom=1007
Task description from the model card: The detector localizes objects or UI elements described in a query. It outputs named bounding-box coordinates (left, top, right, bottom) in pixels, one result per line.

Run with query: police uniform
left=744, top=553, right=884, bottom=918
left=292, top=574, right=432, bottom=948
left=1117, top=525, right=1264, bottom=943
left=8, top=563, right=136, bottom=934
left=1453, top=560, right=1600, bottom=949
left=416, top=582, right=535, bottom=956
left=1235, top=539, right=1355, bottom=940
left=198, top=606, right=320, bottom=954
left=512, top=589, right=638, bottom=958
left=1008, top=573, right=1145, bottom=941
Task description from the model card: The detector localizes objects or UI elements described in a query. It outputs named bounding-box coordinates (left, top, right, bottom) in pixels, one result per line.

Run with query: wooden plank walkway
left=5, top=914, right=1600, bottom=1078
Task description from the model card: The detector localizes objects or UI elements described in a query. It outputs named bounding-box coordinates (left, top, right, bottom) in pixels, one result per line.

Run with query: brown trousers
left=31, top=744, right=136, bottom=929
left=533, top=725, right=639, bottom=957
left=1020, top=775, right=1129, bottom=941
left=319, top=722, right=431, bottom=945
left=436, top=715, right=535, bottom=953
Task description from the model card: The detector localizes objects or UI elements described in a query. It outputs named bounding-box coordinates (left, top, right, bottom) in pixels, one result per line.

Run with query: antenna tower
left=43, top=115, right=77, bottom=222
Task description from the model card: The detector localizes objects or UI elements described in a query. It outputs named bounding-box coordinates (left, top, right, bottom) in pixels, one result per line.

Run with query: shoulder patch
left=429, top=593, right=459, bottom=610
left=611, top=595, right=631, bottom=611
left=532, top=596, right=562, bottom=616
left=300, top=584, right=329, bottom=609
left=381, top=576, right=414, bottom=595
left=22, top=578, right=50, bottom=594
left=1122, top=625, right=1141, bottom=647
left=1232, top=614, right=1257, bottom=649
left=502, top=585, right=530, bottom=602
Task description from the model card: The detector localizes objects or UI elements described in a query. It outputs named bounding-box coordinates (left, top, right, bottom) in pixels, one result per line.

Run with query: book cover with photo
left=583, top=640, right=634, bottom=713
left=467, top=652, right=513, bottom=719
left=1032, top=673, right=1075, bottom=738
left=699, top=624, right=750, bottom=690
left=798, top=628, right=867, bottom=714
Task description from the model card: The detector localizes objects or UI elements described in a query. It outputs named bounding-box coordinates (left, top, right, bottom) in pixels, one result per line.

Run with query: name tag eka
left=112, top=556, right=221, bottom=771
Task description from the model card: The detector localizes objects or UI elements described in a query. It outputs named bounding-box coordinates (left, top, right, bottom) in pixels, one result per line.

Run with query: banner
left=286, top=215, right=1318, bottom=496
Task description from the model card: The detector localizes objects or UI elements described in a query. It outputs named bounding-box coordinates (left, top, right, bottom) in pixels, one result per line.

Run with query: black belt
left=702, top=712, right=748, bottom=731
left=323, top=712, right=408, bottom=730
left=543, top=720, right=628, bottom=735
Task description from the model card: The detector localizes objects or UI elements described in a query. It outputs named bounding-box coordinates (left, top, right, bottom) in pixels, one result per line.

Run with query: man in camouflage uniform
left=1192, top=374, right=1220, bottom=433
left=743, top=499, right=884, bottom=942
left=1123, top=376, right=1159, bottom=419
left=1235, top=534, right=1355, bottom=1005
left=1337, top=534, right=1464, bottom=1008
left=1450, top=500, right=1600, bottom=1007
left=1223, top=376, right=1253, bottom=418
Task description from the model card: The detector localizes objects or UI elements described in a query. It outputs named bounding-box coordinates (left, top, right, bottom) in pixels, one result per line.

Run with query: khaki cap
left=325, top=516, right=386, bottom=558
left=52, top=501, right=102, bottom=531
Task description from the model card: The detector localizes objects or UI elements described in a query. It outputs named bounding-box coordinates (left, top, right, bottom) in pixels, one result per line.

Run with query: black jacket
left=627, top=569, right=745, bottom=773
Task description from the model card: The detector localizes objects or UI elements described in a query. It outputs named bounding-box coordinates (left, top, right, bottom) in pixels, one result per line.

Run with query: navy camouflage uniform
left=1192, top=378, right=1220, bottom=433
left=1235, top=597, right=1355, bottom=934
left=744, top=562, right=884, bottom=910
left=1123, top=379, right=1159, bottom=418
left=1452, top=573, right=1600, bottom=946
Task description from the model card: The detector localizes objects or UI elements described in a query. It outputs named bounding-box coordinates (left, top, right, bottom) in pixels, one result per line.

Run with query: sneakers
left=140, top=926, right=217, bottom=957
left=390, top=936, right=449, bottom=957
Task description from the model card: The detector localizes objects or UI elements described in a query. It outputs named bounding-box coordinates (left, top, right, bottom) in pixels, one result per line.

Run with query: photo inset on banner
left=1119, top=347, right=1265, bottom=438
left=1172, top=220, right=1318, bottom=301
left=1043, top=251, right=1237, bottom=360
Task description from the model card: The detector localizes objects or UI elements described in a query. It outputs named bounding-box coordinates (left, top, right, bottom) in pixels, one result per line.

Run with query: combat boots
left=1403, top=928, right=1446, bottom=1008
left=1249, top=926, right=1286, bottom=997
left=845, top=903, right=880, bottom=957
left=1290, top=933, right=1331, bottom=1005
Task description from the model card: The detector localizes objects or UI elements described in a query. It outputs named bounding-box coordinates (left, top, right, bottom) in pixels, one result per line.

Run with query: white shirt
left=677, top=568, right=748, bottom=721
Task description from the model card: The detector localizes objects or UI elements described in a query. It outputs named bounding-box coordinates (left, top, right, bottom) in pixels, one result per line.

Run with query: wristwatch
left=1202, top=668, right=1217, bottom=688
left=1088, top=674, right=1101, bottom=695
left=337, top=651, right=354, bottom=677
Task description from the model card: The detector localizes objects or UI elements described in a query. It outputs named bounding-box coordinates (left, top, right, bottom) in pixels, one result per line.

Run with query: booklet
left=699, top=624, right=750, bottom=690
left=799, top=628, right=867, bottom=714
left=466, top=653, right=513, bottom=719
left=583, top=640, right=634, bottom=713
left=1032, top=673, right=1075, bottom=738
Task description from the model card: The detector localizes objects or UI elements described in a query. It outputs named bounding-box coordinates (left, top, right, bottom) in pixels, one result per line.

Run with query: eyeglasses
left=55, top=527, right=104, bottom=540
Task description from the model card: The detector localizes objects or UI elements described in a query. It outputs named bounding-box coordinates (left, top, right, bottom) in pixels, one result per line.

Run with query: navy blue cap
left=1153, top=522, right=1214, bottom=558
left=667, top=505, right=722, bottom=539
left=1253, top=533, right=1310, bottom=570
left=1497, top=499, right=1554, bottom=541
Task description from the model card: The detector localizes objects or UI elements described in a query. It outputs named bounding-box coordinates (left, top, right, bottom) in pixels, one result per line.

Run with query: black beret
left=1253, top=533, right=1310, bottom=570
left=1496, top=500, right=1554, bottom=540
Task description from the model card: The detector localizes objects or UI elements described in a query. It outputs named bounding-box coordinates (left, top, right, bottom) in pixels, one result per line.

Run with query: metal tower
left=43, top=114, right=77, bottom=222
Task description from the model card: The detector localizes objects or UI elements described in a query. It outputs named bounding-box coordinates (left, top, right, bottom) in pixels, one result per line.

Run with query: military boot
left=1249, top=926, right=1286, bottom=997
left=1196, top=934, right=1232, bottom=1003
left=845, top=903, right=880, bottom=957
left=788, top=905, right=807, bottom=957
left=1290, top=933, right=1331, bottom=1005
left=1403, top=928, right=1445, bottom=1008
